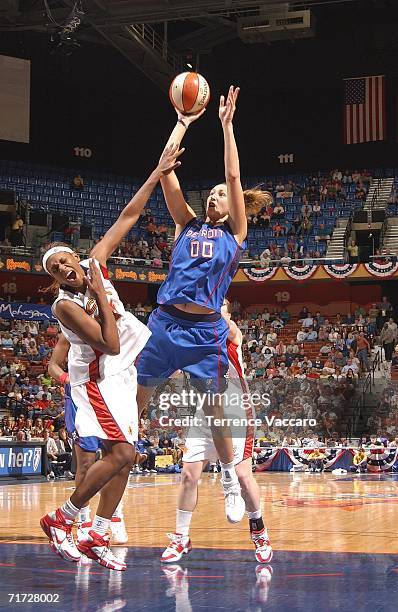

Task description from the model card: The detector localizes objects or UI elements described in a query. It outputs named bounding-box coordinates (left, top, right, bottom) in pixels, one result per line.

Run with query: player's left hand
left=219, top=85, right=240, bottom=127
left=157, top=142, right=185, bottom=176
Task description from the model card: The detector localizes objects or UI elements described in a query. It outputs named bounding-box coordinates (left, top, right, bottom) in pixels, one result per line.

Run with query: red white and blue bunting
left=243, top=267, right=278, bottom=282
left=364, top=260, right=398, bottom=277
left=284, top=264, right=317, bottom=281
left=324, top=263, right=358, bottom=279
left=255, top=447, right=280, bottom=469
left=366, top=447, right=398, bottom=472
left=253, top=447, right=398, bottom=472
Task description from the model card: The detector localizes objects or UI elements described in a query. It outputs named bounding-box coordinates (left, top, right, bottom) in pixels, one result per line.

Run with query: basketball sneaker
left=110, top=517, right=128, bottom=544
left=77, top=521, right=93, bottom=546
left=251, top=529, right=273, bottom=564
left=161, top=533, right=192, bottom=563
left=40, top=508, right=81, bottom=562
left=221, top=479, right=246, bottom=523
left=76, top=530, right=126, bottom=571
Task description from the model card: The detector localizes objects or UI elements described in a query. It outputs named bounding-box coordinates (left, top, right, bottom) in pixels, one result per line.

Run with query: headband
left=42, top=246, right=74, bottom=274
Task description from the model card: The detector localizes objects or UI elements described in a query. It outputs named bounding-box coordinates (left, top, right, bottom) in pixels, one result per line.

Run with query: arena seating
left=0, top=160, right=371, bottom=254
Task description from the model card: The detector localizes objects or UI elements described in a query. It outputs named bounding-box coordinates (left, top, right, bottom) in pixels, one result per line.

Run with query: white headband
left=42, top=246, right=74, bottom=274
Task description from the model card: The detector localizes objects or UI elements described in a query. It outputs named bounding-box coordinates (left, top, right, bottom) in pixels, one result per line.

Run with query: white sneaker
left=221, top=479, right=245, bottom=523
left=65, top=471, right=74, bottom=479
left=47, top=470, right=55, bottom=480
left=150, top=469, right=157, bottom=473
left=161, top=533, right=192, bottom=563
left=110, top=517, right=128, bottom=544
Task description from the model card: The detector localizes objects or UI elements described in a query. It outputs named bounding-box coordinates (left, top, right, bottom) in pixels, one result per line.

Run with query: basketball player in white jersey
left=161, top=300, right=273, bottom=564
left=40, top=143, right=184, bottom=571
left=49, top=333, right=128, bottom=545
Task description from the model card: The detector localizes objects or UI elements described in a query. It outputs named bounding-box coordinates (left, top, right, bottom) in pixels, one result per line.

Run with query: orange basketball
left=169, top=72, right=210, bottom=115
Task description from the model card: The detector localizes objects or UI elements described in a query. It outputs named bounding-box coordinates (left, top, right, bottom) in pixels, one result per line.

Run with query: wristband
left=60, top=372, right=69, bottom=385
left=178, top=118, right=188, bottom=129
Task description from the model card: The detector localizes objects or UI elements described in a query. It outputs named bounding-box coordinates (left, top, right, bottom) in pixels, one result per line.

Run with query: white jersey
left=183, top=333, right=255, bottom=465
left=52, top=258, right=151, bottom=387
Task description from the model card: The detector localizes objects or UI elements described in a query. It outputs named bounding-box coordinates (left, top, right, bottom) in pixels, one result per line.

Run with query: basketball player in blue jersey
left=137, top=86, right=272, bottom=522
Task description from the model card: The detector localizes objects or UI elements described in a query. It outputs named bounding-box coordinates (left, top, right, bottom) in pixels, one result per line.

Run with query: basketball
left=169, top=71, right=210, bottom=115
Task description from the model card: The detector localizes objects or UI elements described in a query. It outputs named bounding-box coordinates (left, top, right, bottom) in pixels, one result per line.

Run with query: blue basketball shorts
left=136, top=306, right=229, bottom=393
left=64, top=385, right=101, bottom=453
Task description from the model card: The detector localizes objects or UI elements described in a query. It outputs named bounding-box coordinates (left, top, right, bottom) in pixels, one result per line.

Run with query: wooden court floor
left=1, top=472, right=398, bottom=555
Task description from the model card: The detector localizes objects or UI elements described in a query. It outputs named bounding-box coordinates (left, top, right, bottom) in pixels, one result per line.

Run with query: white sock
left=78, top=506, right=91, bottom=524
left=220, top=461, right=238, bottom=484
left=247, top=509, right=262, bottom=520
left=176, top=509, right=192, bottom=537
left=92, top=515, right=111, bottom=536
left=60, top=499, right=80, bottom=521
left=112, top=500, right=124, bottom=519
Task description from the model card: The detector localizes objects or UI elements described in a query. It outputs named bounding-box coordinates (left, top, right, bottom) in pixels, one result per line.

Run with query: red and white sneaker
left=77, top=521, right=93, bottom=546
left=40, top=508, right=81, bottom=562
left=77, top=530, right=126, bottom=571
left=161, top=533, right=192, bottom=563
left=110, top=517, right=128, bottom=544
left=251, top=529, right=273, bottom=564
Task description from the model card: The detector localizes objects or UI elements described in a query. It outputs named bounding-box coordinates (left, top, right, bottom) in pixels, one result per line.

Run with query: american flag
left=343, top=76, right=386, bottom=145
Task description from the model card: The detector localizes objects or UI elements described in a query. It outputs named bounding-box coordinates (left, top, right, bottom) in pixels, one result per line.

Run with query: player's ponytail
left=243, top=188, right=273, bottom=218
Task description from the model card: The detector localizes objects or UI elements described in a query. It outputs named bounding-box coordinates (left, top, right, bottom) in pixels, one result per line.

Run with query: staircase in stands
left=325, top=218, right=349, bottom=259
left=380, top=216, right=398, bottom=253
left=363, top=177, right=394, bottom=211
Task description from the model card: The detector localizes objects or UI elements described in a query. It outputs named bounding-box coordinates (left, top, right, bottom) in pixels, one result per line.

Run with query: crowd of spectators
left=36, top=209, right=173, bottom=268
left=247, top=169, right=371, bottom=264
left=233, top=301, right=390, bottom=380
left=0, top=290, right=396, bottom=477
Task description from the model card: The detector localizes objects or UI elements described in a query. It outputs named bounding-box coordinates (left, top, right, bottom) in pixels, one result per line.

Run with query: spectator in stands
left=356, top=332, right=371, bottom=372
left=355, top=185, right=366, bottom=200
left=260, top=248, right=271, bottom=267
left=272, top=203, right=285, bottom=218
left=312, top=201, right=321, bottom=216
left=302, top=312, right=314, bottom=328
left=273, top=221, right=286, bottom=237
left=280, top=251, right=291, bottom=265
left=296, top=327, right=308, bottom=343
left=315, top=223, right=330, bottom=243
left=306, top=328, right=318, bottom=342
left=381, top=322, right=396, bottom=362
left=347, top=239, right=359, bottom=263
left=10, top=214, right=24, bottom=247
left=301, top=216, right=311, bottom=235
left=71, top=174, right=84, bottom=190
left=379, top=296, right=392, bottom=325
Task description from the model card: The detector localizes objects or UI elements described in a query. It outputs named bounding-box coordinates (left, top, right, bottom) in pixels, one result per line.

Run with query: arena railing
left=238, top=256, right=346, bottom=268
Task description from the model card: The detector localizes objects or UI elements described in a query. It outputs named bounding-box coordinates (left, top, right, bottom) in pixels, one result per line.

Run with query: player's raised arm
left=219, top=86, right=247, bottom=246
left=160, top=108, right=205, bottom=237
left=90, top=144, right=185, bottom=265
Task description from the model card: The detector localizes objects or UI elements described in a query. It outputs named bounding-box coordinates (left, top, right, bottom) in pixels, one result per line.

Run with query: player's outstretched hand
left=157, top=143, right=185, bottom=176
left=86, top=259, right=106, bottom=301
left=219, top=85, right=240, bottom=128
left=175, top=106, right=206, bottom=127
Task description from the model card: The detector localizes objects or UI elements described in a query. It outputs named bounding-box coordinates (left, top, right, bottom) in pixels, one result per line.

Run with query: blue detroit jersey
left=157, top=218, right=246, bottom=313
